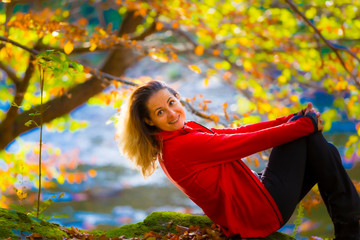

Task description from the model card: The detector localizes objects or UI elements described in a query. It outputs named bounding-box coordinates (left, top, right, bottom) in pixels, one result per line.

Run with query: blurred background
left=1, top=1, right=359, bottom=239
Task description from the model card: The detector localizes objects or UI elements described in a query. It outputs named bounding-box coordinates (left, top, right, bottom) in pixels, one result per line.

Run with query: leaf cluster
left=36, top=50, right=83, bottom=78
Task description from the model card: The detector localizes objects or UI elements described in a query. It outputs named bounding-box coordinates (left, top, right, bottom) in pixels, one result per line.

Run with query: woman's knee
left=306, top=131, right=328, bottom=147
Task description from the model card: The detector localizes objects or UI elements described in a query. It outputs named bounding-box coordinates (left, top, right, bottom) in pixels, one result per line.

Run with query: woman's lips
left=169, top=115, right=180, bottom=124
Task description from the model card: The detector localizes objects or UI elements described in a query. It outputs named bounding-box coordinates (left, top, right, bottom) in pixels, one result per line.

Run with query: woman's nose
left=168, top=109, right=176, bottom=117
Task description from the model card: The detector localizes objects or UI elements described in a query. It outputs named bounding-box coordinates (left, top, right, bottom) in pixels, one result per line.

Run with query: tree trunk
left=0, top=11, right=149, bottom=150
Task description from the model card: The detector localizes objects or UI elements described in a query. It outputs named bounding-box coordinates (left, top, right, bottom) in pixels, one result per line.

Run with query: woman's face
left=145, top=88, right=186, bottom=131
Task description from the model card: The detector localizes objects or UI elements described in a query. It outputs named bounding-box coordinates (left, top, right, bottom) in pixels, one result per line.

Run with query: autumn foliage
left=0, top=0, right=360, bottom=229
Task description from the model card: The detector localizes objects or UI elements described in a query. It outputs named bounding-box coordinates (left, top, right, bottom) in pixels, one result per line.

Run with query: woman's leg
left=261, top=136, right=313, bottom=223
left=261, top=132, right=360, bottom=239
left=306, top=132, right=360, bottom=239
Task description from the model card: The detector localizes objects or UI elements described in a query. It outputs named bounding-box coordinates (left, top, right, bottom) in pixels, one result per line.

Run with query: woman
left=116, top=81, right=360, bottom=240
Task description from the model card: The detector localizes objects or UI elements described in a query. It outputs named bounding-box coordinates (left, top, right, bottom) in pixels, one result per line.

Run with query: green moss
left=107, top=222, right=151, bottom=238
left=143, top=211, right=213, bottom=233
left=88, top=229, right=107, bottom=238
left=0, top=227, right=17, bottom=239
left=0, top=208, right=67, bottom=239
left=107, top=211, right=212, bottom=238
left=106, top=211, right=295, bottom=240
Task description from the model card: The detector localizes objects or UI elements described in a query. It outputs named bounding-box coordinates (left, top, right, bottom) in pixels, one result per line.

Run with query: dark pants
left=261, top=132, right=360, bottom=226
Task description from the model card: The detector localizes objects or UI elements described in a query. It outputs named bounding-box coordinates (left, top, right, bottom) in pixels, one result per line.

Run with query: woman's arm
left=211, top=114, right=295, bottom=134
left=176, top=115, right=317, bottom=169
left=211, top=102, right=319, bottom=134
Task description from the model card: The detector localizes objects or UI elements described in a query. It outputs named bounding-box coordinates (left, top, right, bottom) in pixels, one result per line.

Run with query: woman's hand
left=300, top=102, right=324, bottom=131
left=297, top=102, right=314, bottom=115
left=317, top=113, right=324, bottom=131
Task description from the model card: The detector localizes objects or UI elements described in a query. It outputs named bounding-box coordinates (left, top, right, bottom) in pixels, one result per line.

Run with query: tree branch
left=0, top=36, right=39, bottom=55
left=284, top=0, right=360, bottom=87
left=0, top=23, right=217, bottom=150
left=0, top=61, right=20, bottom=86
left=118, top=11, right=145, bottom=37
left=132, top=22, right=157, bottom=41
left=1, top=56, right=35, bottom=127
left=0, top=36, right=138, bottom=86
left=4, top=2, right=15, bottom=34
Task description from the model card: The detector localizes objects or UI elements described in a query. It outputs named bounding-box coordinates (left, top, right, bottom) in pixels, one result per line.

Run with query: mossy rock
left=0, top=208, right=67, bottom=239
left=106, top=211, right=213, bottom=238
left=0, top=208, right=295, bottom=240
left=107, top=211, right=296, bottom=240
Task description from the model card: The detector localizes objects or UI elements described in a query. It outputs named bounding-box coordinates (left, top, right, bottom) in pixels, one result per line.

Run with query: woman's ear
left=144, top=118, right=154, bottom=126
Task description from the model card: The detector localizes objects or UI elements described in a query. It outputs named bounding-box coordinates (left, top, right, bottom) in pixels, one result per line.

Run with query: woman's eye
left=157, top=110, right=163, bottom=116
left=169, top=100, right=175, bottom=105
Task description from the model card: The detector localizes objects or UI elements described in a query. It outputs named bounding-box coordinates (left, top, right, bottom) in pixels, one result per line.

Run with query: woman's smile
left=169, top=115, right=180, bottom=124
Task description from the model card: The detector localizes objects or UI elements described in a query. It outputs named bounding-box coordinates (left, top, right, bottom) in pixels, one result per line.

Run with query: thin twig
left=284, top=0, right=360, bottom=87
left=36, top=66, right=44, bottom=218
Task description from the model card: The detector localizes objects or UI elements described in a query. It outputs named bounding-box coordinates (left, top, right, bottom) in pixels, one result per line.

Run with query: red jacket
left=157, top=114, right=315, bottom=238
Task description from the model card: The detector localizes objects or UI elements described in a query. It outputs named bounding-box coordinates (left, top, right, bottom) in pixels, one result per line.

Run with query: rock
left=107, top=211, right=296, bottom=240
left=0, top=208, right=67, bottom=239
left=0, top=208, right=295, bottom=239
left=106, top=211, right=214, bottom=238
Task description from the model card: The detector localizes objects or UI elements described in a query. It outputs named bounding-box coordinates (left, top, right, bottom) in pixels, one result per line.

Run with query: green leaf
left=345, top=145, right=355, bottom=158
left=52, top=214, right=68, bottom=219
left=9, top=204, right=27, bottom=213
left=29, top=112, right=41, bottom=116
left=24, top=120, right=38, bottom=127
left=10, top=102, right=21, bottom=108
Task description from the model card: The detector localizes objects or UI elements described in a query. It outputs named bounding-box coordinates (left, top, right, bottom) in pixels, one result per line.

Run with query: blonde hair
left=115, top=81, right=178, bottom=177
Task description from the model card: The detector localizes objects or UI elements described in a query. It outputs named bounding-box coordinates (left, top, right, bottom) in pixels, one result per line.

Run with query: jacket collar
left=156, top=121, right=211, bottom=141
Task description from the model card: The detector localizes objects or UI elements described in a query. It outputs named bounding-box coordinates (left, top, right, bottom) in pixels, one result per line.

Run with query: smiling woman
left=115, top=81, right=181, bottom=177
left=144, top=88, right=186, bottom=132
left=115, top=81, right=360, bottom=240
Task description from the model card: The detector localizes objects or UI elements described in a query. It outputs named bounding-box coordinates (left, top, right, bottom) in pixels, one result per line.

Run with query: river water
left=4, top=60, right=360, bottom=239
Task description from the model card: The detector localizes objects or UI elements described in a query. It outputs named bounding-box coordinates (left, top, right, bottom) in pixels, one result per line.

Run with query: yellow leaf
left=64, top=41, right=74, bottom=55
left=243, top=60, right=252, bottom=71
left=290, top=95, right=299, bottom=102
left=214, top=62, right=222, bottom=69
left=203, top=77, right=209, bottom=87
left=345, top=135, right=359, bottom=148
left=15, top=188, right=27, bottom=200
left=278, top=75, right=287, bottom=84
left=156, top=22, right=163, bottom=31
left=57, top=175, right=65, bottom=185
left=194, top=45, right=204, bottom=56
left=89, top=43, right=97, bottom=51
left=188, top=65, right=201, bottom=74
left=63, top=10, right=70, bottom=18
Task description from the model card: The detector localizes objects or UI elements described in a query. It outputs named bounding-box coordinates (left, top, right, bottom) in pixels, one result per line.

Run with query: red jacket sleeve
left=174, top=116, right=314, bottom=170
left=211, top=114, right=295, bottom=134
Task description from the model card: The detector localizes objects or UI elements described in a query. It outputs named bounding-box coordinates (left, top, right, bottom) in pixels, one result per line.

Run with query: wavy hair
left=115, top=81, right=178, bottom=177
